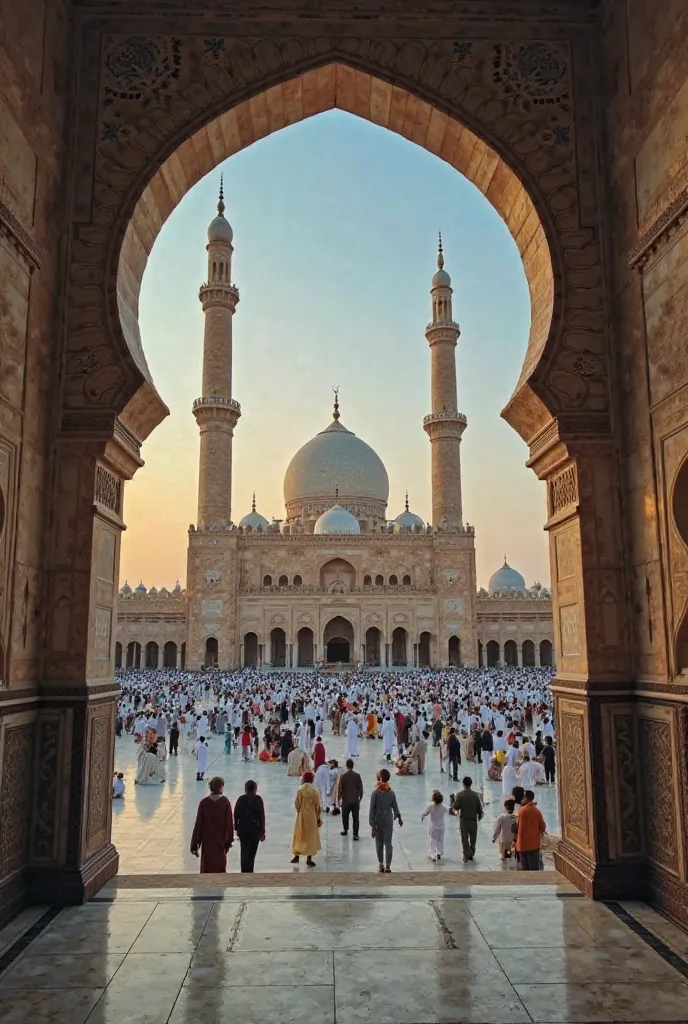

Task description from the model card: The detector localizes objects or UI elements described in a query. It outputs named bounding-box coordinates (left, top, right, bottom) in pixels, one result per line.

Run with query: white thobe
left=381, top=719, right=395, bottom=756
left=196, top=741, right=209, bottom=773
left=346, top=718, right=360, bottom=757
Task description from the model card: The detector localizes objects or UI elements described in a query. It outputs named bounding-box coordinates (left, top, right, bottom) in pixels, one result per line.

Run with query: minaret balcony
left=423, top=410, right=467, bottom=436
left=192, top=396, right=242, bottom=426
left=425, top=320, right=460, bottom=333
left=198, top=282, right=240, bottom=310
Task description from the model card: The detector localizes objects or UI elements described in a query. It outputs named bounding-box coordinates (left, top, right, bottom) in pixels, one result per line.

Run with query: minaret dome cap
left=431, top=231, right=451, bottom=288
left=208, top=176, right=233, bottom=244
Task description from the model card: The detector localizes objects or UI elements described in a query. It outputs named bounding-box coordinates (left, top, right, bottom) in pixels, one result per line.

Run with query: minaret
left=423, top=234, right=467, bottom=528
left=193, top=178, right=241, bottom=528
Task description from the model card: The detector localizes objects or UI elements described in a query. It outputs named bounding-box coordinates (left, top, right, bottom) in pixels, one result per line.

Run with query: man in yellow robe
left=290, top=771, right=322, bottom=867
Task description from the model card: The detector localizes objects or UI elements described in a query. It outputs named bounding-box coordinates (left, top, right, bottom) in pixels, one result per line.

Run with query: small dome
left=314, top=504, right=361, bottom=535
left=148, top=586, right=158, bottom=595
left=159, top=587, right=169, bottom=597
left=488, top=559, right=526, bottom=594
left=134, top=581, right=147, bottom=595
left=394, top=493, right=424, bottom=532
left=432, top=268, right=451, bottom=289
left=208, top=214, right=233, bottom=244
left=119, top=580, right=132, bottom=596
left=207, top=179, right=233, bottom=244
left=239, top=493, right=269, bottom=531
left=173, top=580, right=182, bottom=594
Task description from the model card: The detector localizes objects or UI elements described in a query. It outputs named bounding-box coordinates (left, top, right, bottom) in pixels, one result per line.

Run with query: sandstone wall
left=0, top=0, right=72, bottom=921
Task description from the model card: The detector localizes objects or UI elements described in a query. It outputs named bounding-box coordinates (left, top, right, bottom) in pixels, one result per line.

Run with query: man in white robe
left=346, top=715, right=360, bottom=758
left=381, top=716, right=396, bottom=761
left=314, top=762, right=332, bottom=812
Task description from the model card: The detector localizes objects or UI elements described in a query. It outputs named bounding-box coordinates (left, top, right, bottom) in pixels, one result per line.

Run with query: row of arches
left=363, top=574, right=412, bottom=587
left=477, top=638, right=553, bottom=668
left=116, top=640, right=186, bottom=670
left=262, top=574, right=303, bottom=587
left=238, top=622, right=462, bottom=669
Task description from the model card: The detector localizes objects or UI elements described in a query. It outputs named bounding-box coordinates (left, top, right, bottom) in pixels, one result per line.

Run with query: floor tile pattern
left=1, top=885, right=687, bottom=1023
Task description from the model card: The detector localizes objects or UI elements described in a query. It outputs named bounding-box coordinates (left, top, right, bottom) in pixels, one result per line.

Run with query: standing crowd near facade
left=114, top=664, right=555, bottom=872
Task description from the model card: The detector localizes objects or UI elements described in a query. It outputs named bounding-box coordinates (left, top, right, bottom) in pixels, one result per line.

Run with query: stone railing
left=423, top=410, right=467, bottom=427
left=425, top=320, right=460, bottom=333
left=192, top=396, right=241, bottom=413
left=239, top=583, right=431, bottom=595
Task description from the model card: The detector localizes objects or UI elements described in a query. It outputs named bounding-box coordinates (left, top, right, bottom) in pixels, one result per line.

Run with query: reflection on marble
left=112, top=728, right=560, bottom=874
left=1, top=887, right=687, bottom=1023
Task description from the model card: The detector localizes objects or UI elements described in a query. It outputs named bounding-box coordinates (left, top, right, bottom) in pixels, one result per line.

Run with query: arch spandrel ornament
left=64, top=31, right=610, bottom=446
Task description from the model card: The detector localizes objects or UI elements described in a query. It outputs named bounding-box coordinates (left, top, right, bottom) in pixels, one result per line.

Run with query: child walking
left=492, top=797, right=517, bottom=859
left=421, top=790, right=449, bottom=862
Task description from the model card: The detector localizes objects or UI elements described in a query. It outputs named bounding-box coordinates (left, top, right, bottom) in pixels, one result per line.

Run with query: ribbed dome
left=284, top=404, right=389, bottom=516
left=488, top=559, right=526, bottom=594
left=119, top=580, right=132, bottom=596
left=314, top=504, right=361, bottom=535
left=134, top=581, right=147, bottom=595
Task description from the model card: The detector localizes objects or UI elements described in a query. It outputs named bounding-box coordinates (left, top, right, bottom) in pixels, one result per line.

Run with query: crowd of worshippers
left=113, top=665, right=556, bottom=799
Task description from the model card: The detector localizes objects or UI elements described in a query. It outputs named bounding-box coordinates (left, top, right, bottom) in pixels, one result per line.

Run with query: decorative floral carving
left=550, top=465, right=578, bottom=514
left=559, top=711, right=589, bottom=841
left=492, top=42, right=569, bottom=111
left=95, top=465, right=122, bottom=515
left=639, top=718, right=677, bottom=872
left=613, top=712, right=642, bottom=857
left=451, top=42, right=474, bottom=70
left=31, top=718, right=60, bottom=861
left=87, top=716, right=111, bottom=842
left=0, top=724, right=35, bottom=877
left=103, top=35, right=182, bottom=104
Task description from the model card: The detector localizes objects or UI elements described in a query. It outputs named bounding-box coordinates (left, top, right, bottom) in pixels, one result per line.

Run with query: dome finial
left=252, top=491, right=256, bottom=512
left=332, top=385, right=340, bottom=422
left=405, top=490, right=409, bottom=512
left=335, top=482, right=339, bottom=501
left=218, top=174, right=225, bottom=217
left=437, top=231, right=444, bottom=269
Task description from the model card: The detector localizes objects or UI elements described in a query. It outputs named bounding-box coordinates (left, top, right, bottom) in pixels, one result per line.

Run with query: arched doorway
left=504, top=639, right=518, bottom=666
left=486, top=640, right=500, bottom=667
left=243, top=632, right=258, bottom=668
left=477, top=640, right=483, bottom=668
left=115, top=641, right=122, bottom=669
left=392, top=626, right=407, bottom=666
left=448, top=635, right=461, bottom=667
left=145, top=640, right=159, bottom=668
left=324, top=616, right=354, bottom=663
left=205, top=636, right=219, bottom=668
left=297, top=627, right=314, bottom=667
left=319, top=558, right=356, bottom=593
left=163, top=640, right=177, bottom=668
left=539, top=639, right=553, bottom=667
left=365, top=626, right=381, bottom=666
left=270, top=627, right=286, bottom=667
left=522, top=638, right=535, bottom=667
left=126, top=641, right=141, bottom=669
left=418, top=631, right=431, bottom=668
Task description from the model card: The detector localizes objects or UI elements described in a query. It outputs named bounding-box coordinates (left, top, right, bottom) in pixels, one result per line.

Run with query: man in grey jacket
left=369, top=768, right=403, bottom=872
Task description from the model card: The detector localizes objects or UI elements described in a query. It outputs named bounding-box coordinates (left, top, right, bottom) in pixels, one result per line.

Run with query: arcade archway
left=163, top=641, right=178, bottom=668
left=392, top=627, right=408, bottom=666
left=365, top=626, right=381, bottom=666
left=297, top=627, right=314, bottom=667
left=270, top=627, right=286, bottom=668
left=419, top=631, right=432, bottom=668
left=205, top=636, right=219, bottom=668
left=448, top=635, right=461, bottom=667
left=324, top=616, right=354, bottom=664
left=243, top=632, right=258, bottom=668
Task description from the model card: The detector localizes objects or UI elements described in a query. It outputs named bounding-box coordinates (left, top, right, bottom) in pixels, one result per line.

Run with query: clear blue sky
left=121, top=109, right=549, bottom=591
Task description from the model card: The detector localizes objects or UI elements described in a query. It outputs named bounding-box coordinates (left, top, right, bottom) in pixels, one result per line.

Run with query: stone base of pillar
left=0, top=870, right=27, bottom=929
left=26, top=842, right=119, bottom=906
left=644, top=864, right=688, bottom=931
left=553, top=839, right=643, bottom=901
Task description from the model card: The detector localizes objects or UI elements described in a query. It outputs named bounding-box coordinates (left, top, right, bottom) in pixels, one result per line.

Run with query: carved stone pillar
left=26, top=421, right=142, bottom=905
left=529, top=422, right=642, bottom=899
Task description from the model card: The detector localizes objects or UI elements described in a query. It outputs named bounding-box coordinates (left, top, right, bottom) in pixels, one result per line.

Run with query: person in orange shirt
left=514, top=789, right=546, bottom=870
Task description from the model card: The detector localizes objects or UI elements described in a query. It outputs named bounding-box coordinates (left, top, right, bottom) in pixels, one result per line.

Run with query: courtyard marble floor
left=2, top=884, right=688, bottom=1023
left=112, top=728, right=561, bottom=874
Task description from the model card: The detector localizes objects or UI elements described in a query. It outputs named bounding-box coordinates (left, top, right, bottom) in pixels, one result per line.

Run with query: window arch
left=293, top=574, right=303, bottom=586
left=375, top=574, right=384, bottom=586
left=262, top=574, right=272, bottom=587
left=402, top=574, right=411, bottom=586
left=278, top=574, right=288, bottom=587
left=389, top=574, right=398, bottom=586
left=363, top=575, right=372, bottom=586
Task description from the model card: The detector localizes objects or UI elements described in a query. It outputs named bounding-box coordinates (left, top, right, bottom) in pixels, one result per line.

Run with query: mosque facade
left=115, top=191, right=554, bottom=672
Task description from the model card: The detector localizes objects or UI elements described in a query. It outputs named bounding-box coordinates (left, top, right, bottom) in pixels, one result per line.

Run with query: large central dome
left=284, top=402, right=389, bottom=526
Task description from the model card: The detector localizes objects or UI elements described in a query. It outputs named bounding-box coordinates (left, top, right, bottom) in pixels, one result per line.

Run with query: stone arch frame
left=44, top=17, right=637, bottom=911
left=671, top=456, right=688, bottom=671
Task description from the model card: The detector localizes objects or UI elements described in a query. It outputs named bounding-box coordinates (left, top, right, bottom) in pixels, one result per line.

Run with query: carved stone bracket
left=629, top=183, right=688, bottom=273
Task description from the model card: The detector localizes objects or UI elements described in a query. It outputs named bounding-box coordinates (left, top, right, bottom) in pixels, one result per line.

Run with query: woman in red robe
left=190, top=776, right=234, bottom=872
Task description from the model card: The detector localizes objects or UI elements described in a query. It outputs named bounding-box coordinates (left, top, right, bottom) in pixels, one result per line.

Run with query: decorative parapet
left=239, top=583, right=431, bottom=595
left=192, top=396, right=241, bottom=413
left=629, top=180, right=688, bottom=273
left=423, top=410, right=467, bottom=428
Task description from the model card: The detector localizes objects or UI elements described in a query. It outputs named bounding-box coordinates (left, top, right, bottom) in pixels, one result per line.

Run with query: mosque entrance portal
left=327, top=637, right=350, bottom=663
left=324, top=616, right=354, bottom=664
